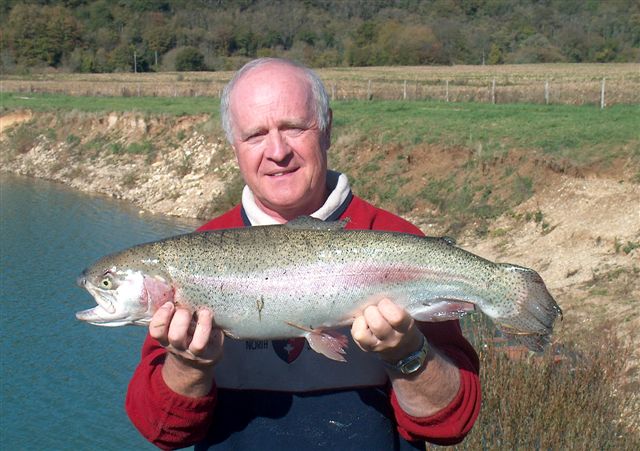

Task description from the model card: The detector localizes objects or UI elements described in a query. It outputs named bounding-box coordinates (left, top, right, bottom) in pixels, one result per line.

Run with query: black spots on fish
left=492, top=263, right=562, bottom=350
left=286, top=216, right=348, bottom=231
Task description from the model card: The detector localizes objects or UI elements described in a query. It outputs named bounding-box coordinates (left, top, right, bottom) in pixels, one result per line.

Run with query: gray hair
left=220, top=58, right=331, bottom=144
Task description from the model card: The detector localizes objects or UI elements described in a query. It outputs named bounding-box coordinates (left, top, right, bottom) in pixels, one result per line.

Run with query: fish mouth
left=75, top=302, right=137, bottom=327
left=75, top=281, right=125, bottom=326
left=83, top=282, right=116, bottom=314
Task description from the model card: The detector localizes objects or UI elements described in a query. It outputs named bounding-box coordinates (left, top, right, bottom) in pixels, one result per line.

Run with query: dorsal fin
left=285, top=216, right=348, bottom=231
left=440, top=236, right=457, bottom=246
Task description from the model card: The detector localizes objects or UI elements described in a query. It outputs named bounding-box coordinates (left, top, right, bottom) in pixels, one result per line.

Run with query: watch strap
left=384, top=335, right=430, bottom=375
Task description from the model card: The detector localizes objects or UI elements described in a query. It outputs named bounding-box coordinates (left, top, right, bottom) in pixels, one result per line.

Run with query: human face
left=229, top=63, right=330, bottom=222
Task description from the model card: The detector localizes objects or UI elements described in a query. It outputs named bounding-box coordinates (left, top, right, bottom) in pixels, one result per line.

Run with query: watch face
left=401, top=358, right=422, bottom=374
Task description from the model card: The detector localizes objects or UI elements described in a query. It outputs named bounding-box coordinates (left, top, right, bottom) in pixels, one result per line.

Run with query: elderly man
left=126, top=58, right=480, bottom=450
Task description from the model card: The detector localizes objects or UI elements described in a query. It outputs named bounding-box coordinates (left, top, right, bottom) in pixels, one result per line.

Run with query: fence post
left=545, top=79, right=549, bottom=105
left=600, top=78, right=606, bottom=109
left=331, top=83, right=336, bottom=101
left=491, top=78, right=496, bottom=104
left=446, top=80, right=449, bottom=102
left=403, top=80, right=407, bottom=100
left=367, top=80, right=372, bottom=100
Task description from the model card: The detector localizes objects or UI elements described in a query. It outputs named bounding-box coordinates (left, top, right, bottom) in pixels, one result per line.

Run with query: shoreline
left=1, top=110, right=237, bottom=220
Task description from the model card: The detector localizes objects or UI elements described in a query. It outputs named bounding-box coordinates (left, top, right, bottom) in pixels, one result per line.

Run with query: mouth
left=267, top=168, right=298, bottom=177
left=83, top=282, right=116, bottom=314
left=75, top=299, right=133, bottom=326
left=75, top=280, right=121, bottom=325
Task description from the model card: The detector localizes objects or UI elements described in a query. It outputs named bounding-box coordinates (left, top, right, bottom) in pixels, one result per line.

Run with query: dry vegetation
left=2, top=63, right=639, bottom=105
left=443, top=317, right=639, bottom=450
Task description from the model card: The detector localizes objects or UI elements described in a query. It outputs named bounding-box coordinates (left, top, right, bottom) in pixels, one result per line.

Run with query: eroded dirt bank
left=1, top=111, right=238, bottom=218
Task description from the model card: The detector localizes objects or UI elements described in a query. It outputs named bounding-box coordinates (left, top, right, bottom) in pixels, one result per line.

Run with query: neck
left=242, top=171, right=351, bottom=226
left=255, top=187, right=329, bottom=223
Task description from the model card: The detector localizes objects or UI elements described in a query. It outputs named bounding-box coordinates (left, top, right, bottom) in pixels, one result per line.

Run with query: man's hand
left=149, top=302, right=224, bottom=397
left=351, top=298, right=424, bottom=364
left=352, top=297, right=461, bottom=417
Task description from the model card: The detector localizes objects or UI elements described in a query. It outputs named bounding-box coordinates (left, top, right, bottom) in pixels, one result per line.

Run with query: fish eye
left=100, top=278, right=113, bottom=289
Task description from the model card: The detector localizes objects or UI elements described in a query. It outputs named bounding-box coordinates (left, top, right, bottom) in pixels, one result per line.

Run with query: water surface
left=1, top=174, right=201, bottom=449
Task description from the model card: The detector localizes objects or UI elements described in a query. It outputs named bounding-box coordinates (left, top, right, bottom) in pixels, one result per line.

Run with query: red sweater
left=126, top=196, right=480, bottom=449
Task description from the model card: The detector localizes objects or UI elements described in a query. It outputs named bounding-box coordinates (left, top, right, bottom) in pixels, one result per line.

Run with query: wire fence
left=2, top=64, right=639, bottom=107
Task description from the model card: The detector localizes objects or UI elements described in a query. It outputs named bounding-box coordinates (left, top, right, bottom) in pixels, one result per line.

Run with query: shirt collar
left=241, top=170, right=352, bottom=226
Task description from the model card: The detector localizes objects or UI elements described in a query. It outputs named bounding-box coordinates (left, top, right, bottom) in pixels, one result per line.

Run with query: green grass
left=3, top=93, right=637, bottom=166
left=331, top=100, right=640, bottom=165
left=0, top=92, right=218, bottom=117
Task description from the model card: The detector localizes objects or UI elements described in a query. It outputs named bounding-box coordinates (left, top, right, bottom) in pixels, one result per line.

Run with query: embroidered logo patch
left=272, top=338, right=305, bottom=363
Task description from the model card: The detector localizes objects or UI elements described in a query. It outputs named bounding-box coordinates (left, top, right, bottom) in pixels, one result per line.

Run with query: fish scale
left=76, top=216, right=562, bottom=359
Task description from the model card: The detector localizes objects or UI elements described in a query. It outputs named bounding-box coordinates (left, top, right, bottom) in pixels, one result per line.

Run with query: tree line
left=1, top=0, right=638, bottom=74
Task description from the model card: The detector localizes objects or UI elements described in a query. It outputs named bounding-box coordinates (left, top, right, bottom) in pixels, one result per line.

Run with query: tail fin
left=494, top=264, right=563, bottom=352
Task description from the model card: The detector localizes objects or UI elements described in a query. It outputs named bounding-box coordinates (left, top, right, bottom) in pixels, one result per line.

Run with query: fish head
left=75, top=249, right=174, bottom=327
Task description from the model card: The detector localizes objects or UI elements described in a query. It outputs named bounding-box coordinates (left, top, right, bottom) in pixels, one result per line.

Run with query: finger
left=377, top=298, right=413, bottom=332
left=363, top=305, right=393, bottom=341
left=167, top=308, right=194, bottom=350
left=149, top=302, right=174, bottom=344
left=351, top=315, right=376, bottom=350
left=188, top=309, right=214, bottom=355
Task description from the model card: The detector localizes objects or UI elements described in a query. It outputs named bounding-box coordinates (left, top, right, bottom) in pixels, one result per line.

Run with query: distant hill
left=1, top=0, right=639, bottom=73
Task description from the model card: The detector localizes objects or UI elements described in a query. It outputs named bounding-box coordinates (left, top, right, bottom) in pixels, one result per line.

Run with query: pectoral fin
left=410, top=300, right=476, bottom=322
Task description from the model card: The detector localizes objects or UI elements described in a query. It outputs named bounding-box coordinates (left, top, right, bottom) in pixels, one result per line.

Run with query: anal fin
left=286, top=321, right=349, bottom=362
left=411, top=300, right=476, bottom=322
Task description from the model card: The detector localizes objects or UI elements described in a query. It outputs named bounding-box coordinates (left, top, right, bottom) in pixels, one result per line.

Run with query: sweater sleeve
left=390, top=321, right=481, bottom=445
left=125, top=334, right=217, bottom=450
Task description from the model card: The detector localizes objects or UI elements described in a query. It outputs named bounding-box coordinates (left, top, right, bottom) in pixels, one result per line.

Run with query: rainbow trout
left=76, top=217, right=562, bottom=360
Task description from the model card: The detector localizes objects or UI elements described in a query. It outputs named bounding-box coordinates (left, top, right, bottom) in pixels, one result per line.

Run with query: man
left=126, top=58, right=480, bottom=450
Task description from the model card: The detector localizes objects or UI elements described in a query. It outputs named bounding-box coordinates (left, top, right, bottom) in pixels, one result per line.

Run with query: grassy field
left=3, top=92, right=638, bottom=167
left=333, top=100, right=640, bottom=164
left=0, top=91, right=219, bottom=116
left=2, top=63, right=639, bottom=105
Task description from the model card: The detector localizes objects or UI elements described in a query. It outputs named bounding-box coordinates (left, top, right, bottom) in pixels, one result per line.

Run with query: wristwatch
left=385, top=336, right=430, bottom=375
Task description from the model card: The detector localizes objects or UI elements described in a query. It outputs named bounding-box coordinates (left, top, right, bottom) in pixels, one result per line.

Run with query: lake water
left=0, top=174, right=202, bottom=449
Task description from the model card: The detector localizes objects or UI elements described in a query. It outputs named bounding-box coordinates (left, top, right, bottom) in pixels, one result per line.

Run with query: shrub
left=175, top=47, right=206, bottom=72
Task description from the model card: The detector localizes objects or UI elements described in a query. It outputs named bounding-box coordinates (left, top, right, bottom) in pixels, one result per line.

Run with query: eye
left=244, top=130, right=267, bottom=143
left=100, top=278, right=113, bottom=289
left=283, top=127, right=305, bottom=137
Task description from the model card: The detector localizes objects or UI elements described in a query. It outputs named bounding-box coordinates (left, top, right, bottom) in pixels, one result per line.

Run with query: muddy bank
left=1, top=111, right=238, bottom=218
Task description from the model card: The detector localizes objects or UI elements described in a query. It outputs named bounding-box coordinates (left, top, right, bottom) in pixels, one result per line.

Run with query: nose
left=265, top=130, right=292, bottom=162
left=77, top=271, right=87, bottom=287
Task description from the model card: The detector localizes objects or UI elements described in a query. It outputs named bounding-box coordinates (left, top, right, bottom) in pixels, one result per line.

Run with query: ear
left=322, top=108, right=333, bottom=151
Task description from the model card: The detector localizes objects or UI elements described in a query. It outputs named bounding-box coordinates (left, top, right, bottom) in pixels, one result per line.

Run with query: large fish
left=76, top=217, right=562, bottom=361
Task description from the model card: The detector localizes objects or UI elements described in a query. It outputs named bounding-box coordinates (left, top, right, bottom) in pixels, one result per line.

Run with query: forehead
left=229, top=64, right=315, bottom=128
